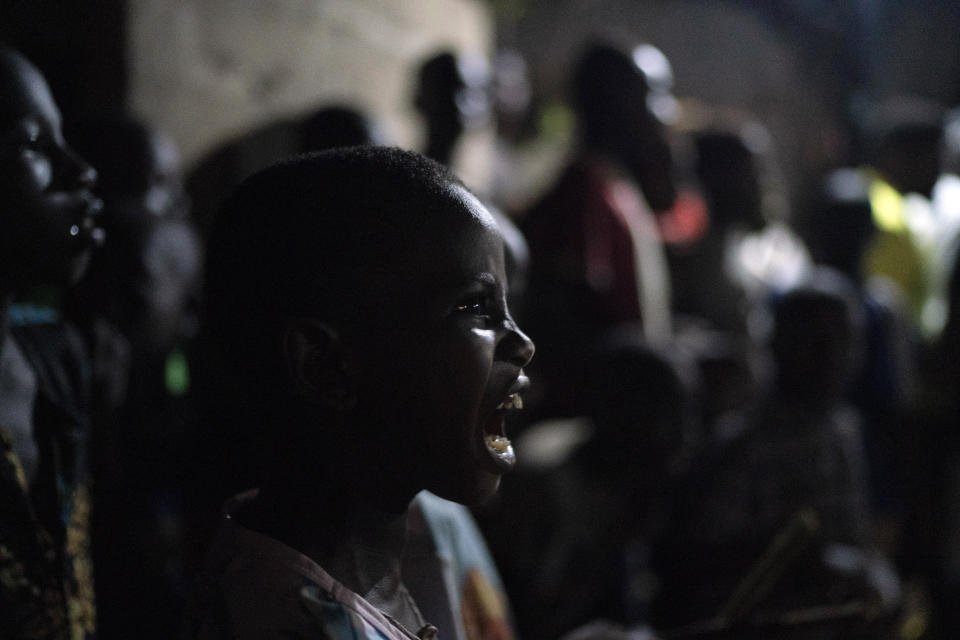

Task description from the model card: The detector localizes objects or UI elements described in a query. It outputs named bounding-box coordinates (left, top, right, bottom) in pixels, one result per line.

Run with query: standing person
left=414, top=50, right=530, bottom=315
left=184, top=147, right=534, bottom=639
left=414, top=51, right=490, bottom=170
left=0, top=45, right=103, bottom=639
left=521, top=41, right=675, bottom=419
left=859, top=97, right=946, bottom=337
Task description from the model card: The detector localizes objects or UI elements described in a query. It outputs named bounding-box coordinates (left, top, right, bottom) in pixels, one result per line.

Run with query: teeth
left=486, top=434, right=510, bottom=453
left=484, top=434, right=516, bottom=464
left=497, top=393, right=524, bottom=410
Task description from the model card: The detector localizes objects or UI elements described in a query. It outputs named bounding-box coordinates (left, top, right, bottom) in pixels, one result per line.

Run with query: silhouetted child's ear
left=283, top=318, right=358, bottom=411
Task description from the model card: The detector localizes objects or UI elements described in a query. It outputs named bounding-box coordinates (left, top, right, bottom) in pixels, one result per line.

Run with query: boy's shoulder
left=184, top=494, right=415, bottom=640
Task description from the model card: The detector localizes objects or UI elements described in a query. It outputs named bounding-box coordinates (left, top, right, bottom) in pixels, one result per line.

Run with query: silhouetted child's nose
left=59, top=144, right=97, bottom=190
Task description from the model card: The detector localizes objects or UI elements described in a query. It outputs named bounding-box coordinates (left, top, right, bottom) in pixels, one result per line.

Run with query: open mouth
left=69, top=194, right=105, bottom=247
left=497, top=393, right=523, bottom=410
left=482, top=392, right=524, bottom=471
left=70, top=214, right=105, bottom=245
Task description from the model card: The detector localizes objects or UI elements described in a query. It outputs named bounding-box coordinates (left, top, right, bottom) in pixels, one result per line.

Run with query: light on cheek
left=27, top=157, right=53, bottom=190
left=470, top=328, right=497, bottom=343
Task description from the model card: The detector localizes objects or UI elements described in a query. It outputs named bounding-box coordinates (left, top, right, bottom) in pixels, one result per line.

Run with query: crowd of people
left=2, top=27, right=960, bottom=640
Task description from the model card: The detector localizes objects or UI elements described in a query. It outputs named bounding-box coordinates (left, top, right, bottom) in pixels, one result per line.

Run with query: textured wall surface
left=128, top=0, right=493, bottom=188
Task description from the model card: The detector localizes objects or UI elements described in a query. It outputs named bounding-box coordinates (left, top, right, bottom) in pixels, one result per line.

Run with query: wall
left=127, top=0, right=494, bottom=189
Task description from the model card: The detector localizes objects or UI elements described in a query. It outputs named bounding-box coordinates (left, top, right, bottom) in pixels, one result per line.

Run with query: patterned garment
left=0, top=325, right=96, bottom=640
left=185, top=492, right=421, bottom=640
left=185, top=491, right=514, bottom=640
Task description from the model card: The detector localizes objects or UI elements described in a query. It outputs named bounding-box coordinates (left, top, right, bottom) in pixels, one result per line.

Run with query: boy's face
left=351, top=185, right=534, bottom=507
left=0, top=51, right=102, bottom=289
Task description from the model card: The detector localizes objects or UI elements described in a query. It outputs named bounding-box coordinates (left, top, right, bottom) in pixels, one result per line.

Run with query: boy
left=0, top=46, right=102, bottom=638
left=186, top=147, right=534, bottom=639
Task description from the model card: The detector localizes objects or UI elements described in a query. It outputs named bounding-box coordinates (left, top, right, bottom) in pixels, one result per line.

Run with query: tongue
left=485, top=412, right=506, bottom=437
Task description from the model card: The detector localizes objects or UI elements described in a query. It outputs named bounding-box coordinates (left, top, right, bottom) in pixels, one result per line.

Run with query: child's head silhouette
left=770, top=269, right=863, bottom=405
left=205, top=146, right=534, bottom=510
left=0, top=46, right=102, bottom=290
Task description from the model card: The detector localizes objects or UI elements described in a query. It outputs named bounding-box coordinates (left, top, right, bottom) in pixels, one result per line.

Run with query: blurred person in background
left=857, top=96, right=947, bottom=339
left=657, top=269, right=900, bottom=637
left=666, top=128, right=767, bottom=334
left=481, top=331, right=692, bottom=640
left=415, top=49, right=531, bottom=318
left=520, top=40, right=676, bottom=422
left=64, top=113, right=203, bottom=639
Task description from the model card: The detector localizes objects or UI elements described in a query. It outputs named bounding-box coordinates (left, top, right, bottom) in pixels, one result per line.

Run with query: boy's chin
left=66, top=250, right=94, bottom=285
left=18, top=249, right=92, bottom=291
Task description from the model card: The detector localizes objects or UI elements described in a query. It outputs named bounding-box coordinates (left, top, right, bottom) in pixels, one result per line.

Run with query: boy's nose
left=500, top=319, right=535, bottom=368
left=56, top=143, right=97, bottom=190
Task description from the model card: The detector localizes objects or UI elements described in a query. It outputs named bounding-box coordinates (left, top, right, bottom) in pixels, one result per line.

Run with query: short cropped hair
left=204, top=146, right=462, bottom=397
left=769, top=268, right=864, bottom=361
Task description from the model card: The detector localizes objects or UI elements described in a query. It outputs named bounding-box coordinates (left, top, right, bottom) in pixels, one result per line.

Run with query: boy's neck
left=242, top=484, right=428, bottom=632
left=242, top=483, right=411, bottom=591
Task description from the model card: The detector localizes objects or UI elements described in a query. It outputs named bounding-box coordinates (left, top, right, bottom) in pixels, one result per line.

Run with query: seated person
left=0, top=46, right=103, bottom=639
left=184, top=147, right=534, bottom=639
left=656, top=269, right=899, bottom=633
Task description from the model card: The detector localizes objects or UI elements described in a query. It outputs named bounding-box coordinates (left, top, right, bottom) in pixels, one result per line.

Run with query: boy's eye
left=14, top=132, right=50, bottom=159
left=15, top=126, right=42, bottom=150
left=455, top=294, right=490, bottom=316
left=0, top=131, right=37, bottom=159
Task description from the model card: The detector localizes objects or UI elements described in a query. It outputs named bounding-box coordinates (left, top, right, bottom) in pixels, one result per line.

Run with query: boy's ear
left=282, top=318, right=358, bottom=411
